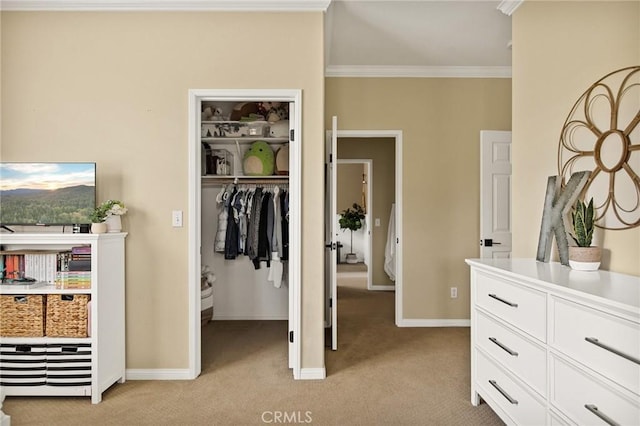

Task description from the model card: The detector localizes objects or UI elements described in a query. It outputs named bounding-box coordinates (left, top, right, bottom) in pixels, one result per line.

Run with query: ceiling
left=325, top=0, right=514, bottom=77
left=0, top=0, right=515, bottom=77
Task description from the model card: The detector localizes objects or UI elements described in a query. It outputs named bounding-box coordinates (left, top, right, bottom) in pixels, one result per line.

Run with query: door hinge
left=290, top=129, right=294, bottom=141
left=329, top=298, right=333, bottom=308
left=289, top=330, right=294, bottom=343
left=329, top=153, right=333, bottom=163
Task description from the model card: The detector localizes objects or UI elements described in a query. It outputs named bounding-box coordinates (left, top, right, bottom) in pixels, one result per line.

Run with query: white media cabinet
left=0, top=232, right=126, bottom=404
left=466, top=258, right=640, bottom=426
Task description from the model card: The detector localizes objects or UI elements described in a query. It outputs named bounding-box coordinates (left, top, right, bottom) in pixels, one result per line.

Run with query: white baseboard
left=212, top=315, right=288, bottom=320
left=397, top=319, right=470, bottom=327
left=337, top=271, right=367, bottom=278
left=369, top=285, right=395, bottom=291
left=126, top=367, right=327, bottom=381
left=298, top=368, right=326, bottom=380
left=126, top=369, right=193, bottom=380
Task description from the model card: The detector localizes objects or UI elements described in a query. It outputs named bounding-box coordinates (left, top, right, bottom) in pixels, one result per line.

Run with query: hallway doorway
left=325, top=128, right=403, bottom=352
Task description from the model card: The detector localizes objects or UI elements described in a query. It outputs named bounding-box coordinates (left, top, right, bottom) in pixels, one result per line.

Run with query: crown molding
left=325, top=65, right=512, bottom=79
left=0, top=0, right=331, bottom=12
left=497, top=0, right=523, bottom=16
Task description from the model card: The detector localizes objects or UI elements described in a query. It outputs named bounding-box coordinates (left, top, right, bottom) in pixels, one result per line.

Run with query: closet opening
left=188, top=90, right=302, bottom=380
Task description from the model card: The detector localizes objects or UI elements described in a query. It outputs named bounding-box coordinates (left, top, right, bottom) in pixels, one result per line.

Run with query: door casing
left=187, top=89, right=302, bottom=379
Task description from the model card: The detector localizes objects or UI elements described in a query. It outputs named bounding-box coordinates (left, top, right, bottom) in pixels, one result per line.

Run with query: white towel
left=384, top=203, right=396, bottom=281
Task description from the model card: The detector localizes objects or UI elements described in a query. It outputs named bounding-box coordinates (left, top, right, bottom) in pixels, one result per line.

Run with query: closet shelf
left=201, top=137, right=289, bottom=143
left=201, top=175, right=289, bottom=186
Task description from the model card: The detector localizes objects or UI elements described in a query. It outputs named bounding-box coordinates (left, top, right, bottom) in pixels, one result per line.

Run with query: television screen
left=0, top=162, right=96, bottom=226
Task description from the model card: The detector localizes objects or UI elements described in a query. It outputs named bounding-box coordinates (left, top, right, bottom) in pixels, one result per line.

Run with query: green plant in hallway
left=339, top=203, right=365, bottom=264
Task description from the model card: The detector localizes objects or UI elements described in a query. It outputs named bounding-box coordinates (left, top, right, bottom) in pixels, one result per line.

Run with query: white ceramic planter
left=568, top=246, right=602, bottom=271
left=105, top=215, right=122, bottom=233
left=91, top=222, right=107, bottom=234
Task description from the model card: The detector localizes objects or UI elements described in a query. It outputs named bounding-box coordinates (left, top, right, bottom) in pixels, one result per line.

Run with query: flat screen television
left=0, top=162, right=96, bottom=226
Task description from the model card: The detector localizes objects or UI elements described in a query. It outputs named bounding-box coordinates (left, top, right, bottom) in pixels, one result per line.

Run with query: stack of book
left=1, top=251, right=59, bottom=284
left=55, top=245, right=92, bottom=289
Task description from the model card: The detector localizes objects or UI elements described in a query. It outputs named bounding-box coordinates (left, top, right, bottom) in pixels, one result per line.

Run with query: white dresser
left=466, top=258, right=640, bottom=426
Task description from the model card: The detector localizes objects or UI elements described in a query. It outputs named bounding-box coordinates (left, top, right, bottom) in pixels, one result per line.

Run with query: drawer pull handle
left=488, top=379, right=518, bottom=405
left=585, top=404, right=620, bottom=426
left=488, top=293, right=518, bottom=307
left=585, top=337, right=640, bottom=365
left=489, top=337, right=518, bottom=357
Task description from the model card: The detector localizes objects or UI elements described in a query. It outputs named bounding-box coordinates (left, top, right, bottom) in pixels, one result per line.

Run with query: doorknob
left=481, top=239, right=501, bottom=247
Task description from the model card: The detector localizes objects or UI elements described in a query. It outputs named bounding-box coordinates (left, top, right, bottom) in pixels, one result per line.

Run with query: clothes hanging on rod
left=214, top=183, right=289, bottom=288
left=214, top=185, right=230, bottom=253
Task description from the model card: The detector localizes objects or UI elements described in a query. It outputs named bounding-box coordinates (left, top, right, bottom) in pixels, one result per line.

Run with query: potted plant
left=339, top=203, right=366, bottom=264
left=568, top=197, right=601, bottom=271
left=98, top=200, right=127, bottom=233
left=89, top=205, right=108, bottom=234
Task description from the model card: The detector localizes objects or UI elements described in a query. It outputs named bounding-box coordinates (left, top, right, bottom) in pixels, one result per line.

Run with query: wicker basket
left=45, top=294, right=90, bottom=338
left=0, top=295, right=45, bottom=337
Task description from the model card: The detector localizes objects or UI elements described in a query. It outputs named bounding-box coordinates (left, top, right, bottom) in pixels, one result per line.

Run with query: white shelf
left=0, top=232, right=126, bottom=404
left=0, top=283, right=91, bottom=295
left=201, top=137, right=289, bottom=143
left=0, top=336, right=91, bottom=344
left=201, top=174, right=289, bottom=180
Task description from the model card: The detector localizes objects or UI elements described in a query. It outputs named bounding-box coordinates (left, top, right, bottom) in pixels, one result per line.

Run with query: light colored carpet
left=337, top=262, right=367, bottom=274
left=3, top=277, right=503, bottom=425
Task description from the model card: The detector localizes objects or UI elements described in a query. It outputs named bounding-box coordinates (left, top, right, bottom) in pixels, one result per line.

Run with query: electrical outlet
left=450, top=287, right=458, bottom=298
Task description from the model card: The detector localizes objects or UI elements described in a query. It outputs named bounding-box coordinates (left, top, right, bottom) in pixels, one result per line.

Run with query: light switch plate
left=172, top=210, right=183, bottom=227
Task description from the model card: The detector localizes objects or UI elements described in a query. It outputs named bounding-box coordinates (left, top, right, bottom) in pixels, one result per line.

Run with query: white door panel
left=480, top=131, right=512, bottom=259
left=324, top=116, right=338, bottom=350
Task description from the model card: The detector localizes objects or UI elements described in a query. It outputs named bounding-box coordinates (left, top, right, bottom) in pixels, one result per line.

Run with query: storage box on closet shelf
left=201, top=265, right=216, bottom=326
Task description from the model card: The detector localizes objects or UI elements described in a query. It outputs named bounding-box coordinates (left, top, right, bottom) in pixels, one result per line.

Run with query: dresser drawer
left=550, top=354, right=640, bottom=426
left=476, top=310, right=546, bottom=396
left=476, top=349, right=547, bottom=426
left=550, top=296, right=640, bottom=395
left=475, top=271, right=547, bottom=342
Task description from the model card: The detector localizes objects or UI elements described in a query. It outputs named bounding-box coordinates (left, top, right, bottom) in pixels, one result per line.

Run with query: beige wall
left=337, top=163, right=365, bottom=213
left=326, top=78, right=512, bottom=319
left=338, top=137, right=395, bottom=286
left=512, top=1, right=640, bottom=276
left=1, top=12, right=326, bottom=370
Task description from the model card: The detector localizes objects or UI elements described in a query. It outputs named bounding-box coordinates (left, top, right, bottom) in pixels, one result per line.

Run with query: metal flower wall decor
left=558, top=66, right=640, bottom=230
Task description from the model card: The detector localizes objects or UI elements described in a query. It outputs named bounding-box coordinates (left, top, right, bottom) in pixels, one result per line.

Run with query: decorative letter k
left=536, top=171, right=590, bottom=266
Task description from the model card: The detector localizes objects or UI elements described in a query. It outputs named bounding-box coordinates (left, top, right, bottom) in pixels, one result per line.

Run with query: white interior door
left=480, top=130, right=512, bottom=258
left=324, top=116, right=338, bottom=350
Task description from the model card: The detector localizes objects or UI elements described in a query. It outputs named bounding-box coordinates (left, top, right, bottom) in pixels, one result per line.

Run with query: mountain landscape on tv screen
left=0, top=185, right=95, bottom=225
